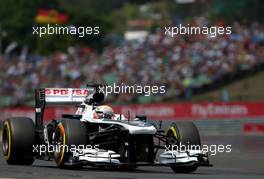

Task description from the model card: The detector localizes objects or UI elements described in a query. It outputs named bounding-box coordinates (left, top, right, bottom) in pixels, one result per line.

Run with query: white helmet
left=95, top=105, right=114, bottom=119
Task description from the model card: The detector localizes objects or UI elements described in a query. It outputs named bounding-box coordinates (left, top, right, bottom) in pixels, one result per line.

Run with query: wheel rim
left=53, top=127, right=62, bottom=157
left=167, top=130, right=178, bottom=145
left=2, top=122, right=11, bottom=159
left=53, top=124, right=66, bottom=165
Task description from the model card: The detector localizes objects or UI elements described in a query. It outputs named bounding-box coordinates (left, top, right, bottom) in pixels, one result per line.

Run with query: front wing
left=64, top=148, right=212, bottom=168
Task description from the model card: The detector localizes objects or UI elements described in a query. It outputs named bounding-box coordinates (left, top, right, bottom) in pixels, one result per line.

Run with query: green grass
left=192, top=71, right=264, bottom=101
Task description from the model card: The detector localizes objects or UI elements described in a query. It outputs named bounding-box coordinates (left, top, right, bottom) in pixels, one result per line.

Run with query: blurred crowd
left=1, top=21, right=264, bottom=106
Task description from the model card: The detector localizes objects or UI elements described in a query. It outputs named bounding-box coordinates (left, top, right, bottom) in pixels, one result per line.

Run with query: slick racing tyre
left=166, top=121, right=201, bottom=173
left=53, top=119, right=87, bottom=169
left=2, top=117, right=35, bottom=165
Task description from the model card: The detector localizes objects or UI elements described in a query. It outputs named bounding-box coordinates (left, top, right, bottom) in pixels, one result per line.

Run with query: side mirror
left=136, top=115, right=147, bottom=121
left=93, top=92, right=104, bottom=104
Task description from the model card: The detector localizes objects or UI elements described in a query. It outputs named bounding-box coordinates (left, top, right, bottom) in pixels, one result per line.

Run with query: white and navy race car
left=1, top=84, right=212, bottom=173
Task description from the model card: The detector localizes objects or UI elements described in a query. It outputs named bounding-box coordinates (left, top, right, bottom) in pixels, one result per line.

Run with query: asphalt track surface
left=0, top=136, right=264, bottom=179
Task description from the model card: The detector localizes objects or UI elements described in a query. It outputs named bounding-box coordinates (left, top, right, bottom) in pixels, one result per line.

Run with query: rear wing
left=44, top=88, right=95, bottom=103
left=34, top=87, right=96, bottom=139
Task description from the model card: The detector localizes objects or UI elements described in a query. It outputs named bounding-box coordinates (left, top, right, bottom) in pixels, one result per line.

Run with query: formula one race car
left=1, top=84, right=212, bottom=173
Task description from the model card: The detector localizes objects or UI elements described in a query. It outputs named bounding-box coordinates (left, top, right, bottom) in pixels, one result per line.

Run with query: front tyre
left=166, top=121, right=201, bottom=173
left=2, top=117, right=35, bottom=165
left=53, top=119, right=87, bottom=169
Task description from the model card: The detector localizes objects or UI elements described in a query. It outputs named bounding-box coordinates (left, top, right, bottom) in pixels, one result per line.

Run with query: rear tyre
left=53, top=119, right=87, bottom=169
left=166, top=121, right=201, bottom=173
left=2, top=117, right=35, bottom=165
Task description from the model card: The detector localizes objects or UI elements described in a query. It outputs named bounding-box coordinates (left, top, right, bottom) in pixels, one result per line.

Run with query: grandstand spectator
left=0, top=20, right=263, bottom=106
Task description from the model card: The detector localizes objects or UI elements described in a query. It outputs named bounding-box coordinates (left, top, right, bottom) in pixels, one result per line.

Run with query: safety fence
left=1, top=102, right=264, bottom=136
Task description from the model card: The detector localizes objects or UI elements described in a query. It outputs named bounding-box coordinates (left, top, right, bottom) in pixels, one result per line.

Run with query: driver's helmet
left=94, top=105, right=114, bottom=119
